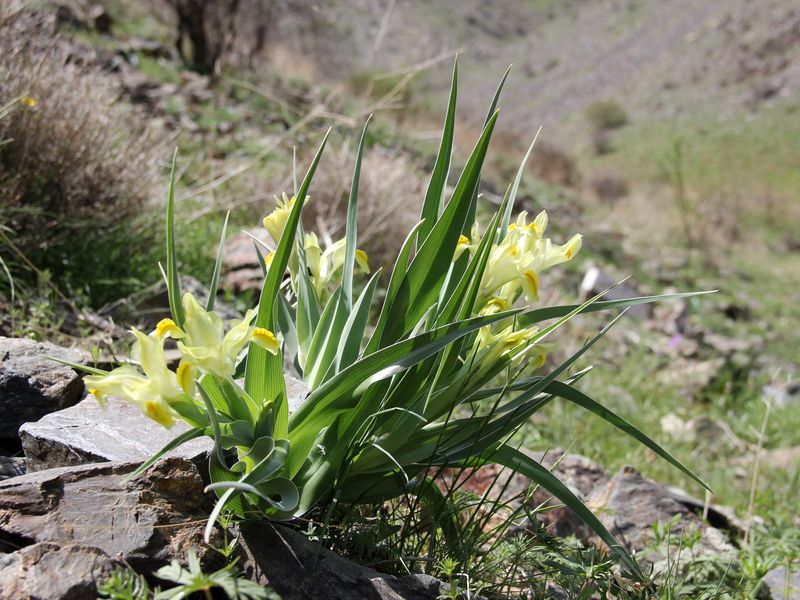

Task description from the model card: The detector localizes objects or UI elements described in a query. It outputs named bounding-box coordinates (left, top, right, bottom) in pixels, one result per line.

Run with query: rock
left=0, top=456, right=25, bottom=481
left=532, top=451, right=611, bottom=540
left=0, top=542, right=118, bottom=600
left=19, top=375, right=308, bottom=473
left=222, top=228, right=271, bottom=293
left=0, top=337, right=86, bottom=440
left=579, top=267, right=651, bottom=319
left=763, top=382, right=800, bottom=408
left=101, top=275, right=240, bottom=331
left=19, top=395, right=213, bottom=473
left=0, top=458, right=212, bottom=571
left=238, top=523, right=454, bottom=600
left=587, top=466, right=736, bottom=564
left=658, top=358, right=726, bottom=399
left=660, top=414, right=746, bottom=451
left=762, top=566, right=800, bottom=600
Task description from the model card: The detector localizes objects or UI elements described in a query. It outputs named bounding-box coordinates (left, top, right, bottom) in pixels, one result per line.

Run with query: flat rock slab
left=0, top=337, right=86, bottom=440
left=238, top=523, right=453, bottom=600
left=0, top=542, right=118, bottom=600
left=0, top=457, right=212, bottom=571
left=19, top=374, right=309, bottom=472
left=19, top=395, right=213, bottom=472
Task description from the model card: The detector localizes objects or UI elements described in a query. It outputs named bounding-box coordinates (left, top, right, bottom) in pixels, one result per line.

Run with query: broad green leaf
left=366, top=219, right=426, bottom=354
left=287, top=308, right=520, bottom=477
left=498, top=127, right=540, bottom=240
left=463, top=65, right=510, bottom=235
left=516, top=291, right=716, bottom=329
left=303, top=288, right=349, bottom=389
left=246, top=130, right=331, bottom=437
left=335, top=269, right=381, bottom=373
left=379, top=111, right=499, bottom=347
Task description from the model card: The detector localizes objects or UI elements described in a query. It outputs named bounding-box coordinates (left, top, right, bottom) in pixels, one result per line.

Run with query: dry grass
left=0, top=7, right=159, bottom=300
left=301, top=143, right=426, bottom=272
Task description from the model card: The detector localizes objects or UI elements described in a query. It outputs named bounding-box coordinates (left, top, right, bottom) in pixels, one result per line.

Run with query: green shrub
left=586, top=99, right=629, bottom=131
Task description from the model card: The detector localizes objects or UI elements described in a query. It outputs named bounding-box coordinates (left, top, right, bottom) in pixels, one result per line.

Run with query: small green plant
left=153, top=549, right=274, bottom=600
left=98, top=567, right=151, bottom=600
left=586, top=99, right=629, bottom=131
left=62, top=62, right=710, bottom=581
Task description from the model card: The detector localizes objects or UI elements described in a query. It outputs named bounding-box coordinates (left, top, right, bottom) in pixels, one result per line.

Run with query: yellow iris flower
left=156, top=293, right=280, bottom=378
left=85, top=329, right=184, bottom=428
left=461, top=211, right=582, bottom=307
left=262, top=194, right=296, bottom=245
left=303, top=233, right=370, bottom=297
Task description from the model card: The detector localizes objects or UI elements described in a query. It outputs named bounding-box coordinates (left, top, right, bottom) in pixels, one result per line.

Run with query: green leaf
left=343, top=116, right=371, bottom=309
left=463, top=64, right=511, bottom=235
left=245, top=130, right=331, bottom=437
left=127, top=427, right=206, bottom=480
left=165, top=149, right=184, bottom=327
left=516, top=291, right=716, bottom=329
left=287, top=308, right=518, bottom=477
left=378, top=111, right=499, bottom=347
left=206, top=211, right=230, bottom=311
left=419, top=58, right=457, bottom=242
left=489, top=444, right=644, bottom=580
left=365, top=219, right=426, bottom=355
left=303, top=288, right=349, bottom=389
left=335, top=269, right=381, bottom=373
left=544, top=379, right=710, bottom=491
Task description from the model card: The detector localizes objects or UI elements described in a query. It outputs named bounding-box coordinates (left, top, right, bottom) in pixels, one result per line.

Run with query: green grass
left=582, top=98, right=800, bottom=207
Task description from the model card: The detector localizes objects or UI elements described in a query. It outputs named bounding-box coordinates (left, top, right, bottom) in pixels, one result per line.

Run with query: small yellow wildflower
left=21, top=95, right=37, bottom=107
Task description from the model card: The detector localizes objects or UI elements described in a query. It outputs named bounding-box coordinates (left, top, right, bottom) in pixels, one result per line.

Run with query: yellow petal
left=355, top=249, right=370, bottom=273
left=521, top=270, right=539, bottom=303
left=155, top=318, right=184, bottom=340
left=176, top=361, right=196, bottom=395
left=252, top=327, right=280, bottom=354
left=144, top=399, right=177, bottom=428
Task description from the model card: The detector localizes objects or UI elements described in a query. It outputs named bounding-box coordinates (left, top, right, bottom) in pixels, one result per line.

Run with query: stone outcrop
left=0, top=457, right=212, bottom=571
left=238, top=523, right=454, bottom=600
left=0, top=542, right=118, bottom=600
left=19, top=395, right=213, bottom=472
left=0, top=337, right=86, bottom=440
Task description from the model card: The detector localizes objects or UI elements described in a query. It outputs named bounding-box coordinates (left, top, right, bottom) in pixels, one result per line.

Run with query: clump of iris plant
left=62, top=63, right=711, bottom=579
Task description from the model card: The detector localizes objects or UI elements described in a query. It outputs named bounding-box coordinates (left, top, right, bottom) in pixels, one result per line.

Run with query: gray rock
left=0, top=457, right=213, bottom=571
left=0, top=455, right=25, bottom=480
left=101, top=275, right=241, bottom=331
left=762, top=566, right=800, bottom=600
left=221, top=228, right=271, bottom=293
left=19, top=375, right=308, bottom=473
left=587, top=466, right=736, bottom=565
left=0, top=542, right=118, bottom=600
left=0, top=337, right=86, bottom=440
left=238, top=523, right=454, bottom=600
left=579, top=267, right=651, bottom=319
left=19, top=395, right=212, bottom=472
